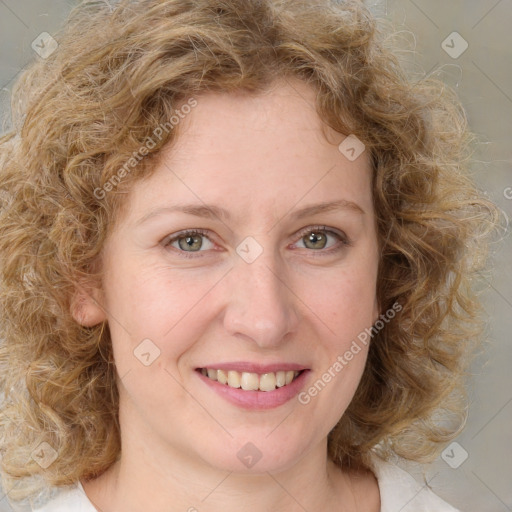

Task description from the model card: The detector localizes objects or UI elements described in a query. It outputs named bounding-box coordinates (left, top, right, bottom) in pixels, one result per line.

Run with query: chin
left=194, top=431, right=312, bottom=475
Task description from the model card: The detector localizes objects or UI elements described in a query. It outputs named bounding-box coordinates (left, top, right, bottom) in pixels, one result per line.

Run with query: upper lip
left=196, top=362, right=309, bottom=374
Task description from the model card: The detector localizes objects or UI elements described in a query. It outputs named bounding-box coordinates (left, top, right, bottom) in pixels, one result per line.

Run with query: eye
left=162, top=225, right=350, bottom=259
left=292, top=225, right=350, bottom=254
left=163, top=229, right=215, bottom=257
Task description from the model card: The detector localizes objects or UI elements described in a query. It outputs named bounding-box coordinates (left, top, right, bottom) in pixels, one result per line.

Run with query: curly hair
left=0, top=0, right=502, bottom=505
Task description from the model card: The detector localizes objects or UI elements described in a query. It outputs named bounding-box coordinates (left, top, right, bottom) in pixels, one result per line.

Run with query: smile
left=195, top=367, right=311, bottom=410
left=198, top=368, right=303, bottom=392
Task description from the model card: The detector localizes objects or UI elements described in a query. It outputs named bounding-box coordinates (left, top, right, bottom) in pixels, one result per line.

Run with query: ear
left=70, top=280, right=107, bottom=327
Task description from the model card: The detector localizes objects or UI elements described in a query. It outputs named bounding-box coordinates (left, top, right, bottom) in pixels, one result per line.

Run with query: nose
left=222, top=250, right=300, bottom=349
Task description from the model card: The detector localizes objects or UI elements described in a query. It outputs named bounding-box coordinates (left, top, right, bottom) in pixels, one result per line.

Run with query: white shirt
left=32, top=455, right=460, bottom=511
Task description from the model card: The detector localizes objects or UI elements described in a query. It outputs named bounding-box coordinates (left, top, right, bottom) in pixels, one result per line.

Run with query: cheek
left=296, top=262, right=378, bottom=346
left=102, top=259, right=224, bottom=358
left=102, top=265, right=223, bottom=414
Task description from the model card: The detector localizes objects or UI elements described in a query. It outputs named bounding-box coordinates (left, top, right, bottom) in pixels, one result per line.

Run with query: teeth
left=259, top=373, right=276, bottom=392
left=201, top=368, right=302, bottom=392
left=227, top=370, right=241, bottom=388
left=217, top=369, right=228, bottom=385
left=240, top=372, right=259, bottom=391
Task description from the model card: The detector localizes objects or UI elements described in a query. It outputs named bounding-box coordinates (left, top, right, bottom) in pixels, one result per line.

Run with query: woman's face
left=81, top=79, right=380, bottom=474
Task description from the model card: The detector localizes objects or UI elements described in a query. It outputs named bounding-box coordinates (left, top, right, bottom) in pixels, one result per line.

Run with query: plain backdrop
left=0, top=0, right=511, bottom=511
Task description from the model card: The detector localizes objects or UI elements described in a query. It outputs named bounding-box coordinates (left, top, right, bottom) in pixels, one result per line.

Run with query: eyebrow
left=135, top=199, right=365, bottom=226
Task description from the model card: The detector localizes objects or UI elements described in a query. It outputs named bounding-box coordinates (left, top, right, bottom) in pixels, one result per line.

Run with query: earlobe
left=70, top=282, right=107, bottom=327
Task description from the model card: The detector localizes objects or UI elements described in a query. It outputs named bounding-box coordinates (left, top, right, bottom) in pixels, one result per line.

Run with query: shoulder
left=31, top=481, right=96, bottom=512
left=369, top=453, right=460, bottom=512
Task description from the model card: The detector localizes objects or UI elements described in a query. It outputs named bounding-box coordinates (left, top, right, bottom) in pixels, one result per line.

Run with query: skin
left=74, top=78, right=381, bottom=512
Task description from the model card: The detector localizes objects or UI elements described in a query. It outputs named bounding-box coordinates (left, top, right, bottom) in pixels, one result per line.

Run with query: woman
left=0, top=0, right=500, bottom=511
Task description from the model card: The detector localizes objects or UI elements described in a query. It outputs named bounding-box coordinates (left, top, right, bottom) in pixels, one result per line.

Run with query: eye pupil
left=304, top=231, right=327, bottom=250
left=179, top=235, right=203, bottom=251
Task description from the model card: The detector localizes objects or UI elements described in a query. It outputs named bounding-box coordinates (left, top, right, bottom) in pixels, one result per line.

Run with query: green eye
left=302, top=231, right=328, bottom=250
left=294, top=226, right=349, bottom=253
left=163, top=225, right=350, bottom=260
left=164, top=229, right=214, bottom=255
left=177, top=233, right=204, bottom=252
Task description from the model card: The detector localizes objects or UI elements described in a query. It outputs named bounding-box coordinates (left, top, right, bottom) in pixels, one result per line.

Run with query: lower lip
left=196, top=369, right=311, bottom=410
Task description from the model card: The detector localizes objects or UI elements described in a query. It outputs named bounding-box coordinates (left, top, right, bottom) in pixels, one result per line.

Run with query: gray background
left=0, top=0, right=511, bottom=511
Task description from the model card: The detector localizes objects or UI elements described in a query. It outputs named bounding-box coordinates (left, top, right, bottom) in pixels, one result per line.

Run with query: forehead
left=120, top=79, right=373, bottom=226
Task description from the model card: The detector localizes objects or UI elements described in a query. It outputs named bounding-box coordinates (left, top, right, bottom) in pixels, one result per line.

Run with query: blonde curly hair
left=0, top=0, right=501, bottom=506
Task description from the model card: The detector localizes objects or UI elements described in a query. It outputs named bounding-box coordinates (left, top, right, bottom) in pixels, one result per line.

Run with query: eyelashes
left=162, top=225, right=351, bottom=259
left=294, top=225, right=350, bottom=252
left=163, top=228, right=214, bottom=258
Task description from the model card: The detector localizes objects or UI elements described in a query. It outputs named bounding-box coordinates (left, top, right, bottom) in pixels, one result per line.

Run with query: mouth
left=196, top=368, right=306, bottom=392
